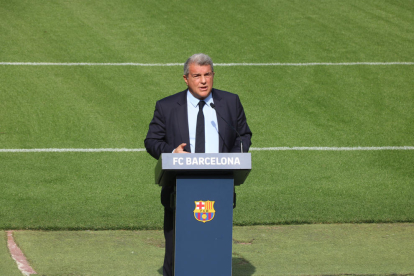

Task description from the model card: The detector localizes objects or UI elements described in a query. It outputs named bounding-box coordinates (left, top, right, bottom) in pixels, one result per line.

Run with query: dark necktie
left=195, top=100, right=206, bottom=153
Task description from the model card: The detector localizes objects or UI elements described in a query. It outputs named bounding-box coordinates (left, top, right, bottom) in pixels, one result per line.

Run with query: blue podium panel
left=175, top=175, right=234, bottom=276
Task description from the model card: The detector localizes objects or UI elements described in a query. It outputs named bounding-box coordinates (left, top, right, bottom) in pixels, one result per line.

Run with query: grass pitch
left=0, top=232, right=22, bottom=276
left=4, top=224, right=414, bottom=276
left=1, top=149, right=413, bottom=230
left=0, top=0, right=413, bottom=230
left=1, top=0, right=413, bottom=274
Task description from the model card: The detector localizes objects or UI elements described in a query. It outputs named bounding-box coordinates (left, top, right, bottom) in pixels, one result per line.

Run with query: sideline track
left=0, top=147, right=413, bottom=153
left=7, top=231, right=37, bottom=276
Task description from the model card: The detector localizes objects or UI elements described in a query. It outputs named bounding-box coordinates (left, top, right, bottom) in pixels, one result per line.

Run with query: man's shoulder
left=156, top=90, right=187, bottom=105
left=155, top=88, right=239, bottom=105
left=212, top=88, right=240, bottom=101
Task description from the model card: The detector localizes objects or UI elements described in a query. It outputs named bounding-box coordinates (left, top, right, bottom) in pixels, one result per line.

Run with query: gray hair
left=184, top=53, right=214, bottom=76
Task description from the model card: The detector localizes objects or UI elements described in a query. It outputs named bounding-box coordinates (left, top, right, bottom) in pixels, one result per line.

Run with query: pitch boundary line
left=1, top=62, right=413, bottom=67
left=0, top=148, right=146, bottom=152
left=0, top=147, right=413, bottom=153
left=7, top=231, right=37, bottom=276
left=250, top=146, right=414, bottom=151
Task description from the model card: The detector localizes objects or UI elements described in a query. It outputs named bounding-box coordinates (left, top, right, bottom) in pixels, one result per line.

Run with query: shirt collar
left=187, top=90, right=214, bottom=108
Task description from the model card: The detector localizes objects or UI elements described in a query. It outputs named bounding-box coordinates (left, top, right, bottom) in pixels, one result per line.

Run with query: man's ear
left=183, top=75, right=189, bottom=86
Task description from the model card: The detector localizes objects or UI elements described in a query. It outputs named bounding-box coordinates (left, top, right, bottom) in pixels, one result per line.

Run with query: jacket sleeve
left=144, top=101, right=175, bottom=160
left=230, top=95, right=252, bottom=153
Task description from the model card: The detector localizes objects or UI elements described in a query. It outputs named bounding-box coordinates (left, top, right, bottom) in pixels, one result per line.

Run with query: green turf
left=1, top=0, right=413, bottom=62
left=232, top=224, right=414, bottom=275
left=0, top=0, right=413, bottom=229
left=1, top=150, right=412, bottom=230
left=0, top=152, right=161, bottom=230
left=12, top=230, right=166, bottom=276
left=235, top=150, right=414, bottom=225
left=7, top=224, right=414, bottom=276
left=1, top=65, right=413, bottom=148
left=0, top=232, right=22, bottom=276
left=218, top=65, right=414, bottom=148
left=0, top=66, right=179, bottom=148
left=1, top=1, right=413, bottom=275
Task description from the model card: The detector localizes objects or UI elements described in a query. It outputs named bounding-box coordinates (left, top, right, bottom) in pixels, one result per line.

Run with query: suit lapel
left=212, top=89, right=227, bottom=153
left=176, top=90, right=191, bottom=152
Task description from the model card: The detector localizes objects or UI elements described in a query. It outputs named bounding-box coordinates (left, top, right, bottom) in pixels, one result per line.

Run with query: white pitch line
left=0, top=148, right=147, bottom=152
left=216, top=62, right=414, bottom=66
left=0, top=62, right=183, bottom=66
left=0, top=147, right=413, bottom=153
left=0, top=62, right=413, bottom=66
left=249, top=146, right=414, bottom=151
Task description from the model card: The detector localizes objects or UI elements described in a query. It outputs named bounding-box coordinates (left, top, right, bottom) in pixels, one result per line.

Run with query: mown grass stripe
left=0, top=147, right=413, bottom=152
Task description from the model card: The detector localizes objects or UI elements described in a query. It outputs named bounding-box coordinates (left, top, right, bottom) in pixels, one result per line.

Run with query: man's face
left=183, top=63, right=215, bottom=100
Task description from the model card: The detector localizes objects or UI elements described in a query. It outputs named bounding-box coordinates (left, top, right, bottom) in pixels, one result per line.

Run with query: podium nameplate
left=155, top=153, right=251, bottom=186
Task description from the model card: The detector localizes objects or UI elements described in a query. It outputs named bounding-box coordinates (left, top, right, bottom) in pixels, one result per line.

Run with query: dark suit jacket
left=145, top=88, right=252, bottom=159
left=144, top=88, right=252, bottom=207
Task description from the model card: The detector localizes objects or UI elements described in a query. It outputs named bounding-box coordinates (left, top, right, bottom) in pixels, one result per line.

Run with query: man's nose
left=200, top=75, right=207, bottom=83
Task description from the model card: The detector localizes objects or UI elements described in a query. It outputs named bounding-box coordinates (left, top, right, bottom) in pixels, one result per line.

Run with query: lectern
left=155, top=153, right=251, bottom=276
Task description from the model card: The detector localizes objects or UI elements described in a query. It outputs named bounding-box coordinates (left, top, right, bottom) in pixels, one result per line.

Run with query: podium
left=155, top=153, right=251, bottom=276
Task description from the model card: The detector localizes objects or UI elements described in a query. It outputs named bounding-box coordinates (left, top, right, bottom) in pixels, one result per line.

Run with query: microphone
left=210, top=103, right=244, bottom=153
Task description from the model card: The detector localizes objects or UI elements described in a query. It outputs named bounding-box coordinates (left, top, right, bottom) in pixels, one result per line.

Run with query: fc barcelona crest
left=194, top=200, right=215, bottom=223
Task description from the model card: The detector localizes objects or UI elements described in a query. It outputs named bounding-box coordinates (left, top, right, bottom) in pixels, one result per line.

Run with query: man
left=144, top=53, right=252, bottom=276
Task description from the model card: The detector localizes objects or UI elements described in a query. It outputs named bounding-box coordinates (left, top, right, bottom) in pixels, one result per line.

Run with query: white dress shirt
left=187, top=90, right=219, bottom=153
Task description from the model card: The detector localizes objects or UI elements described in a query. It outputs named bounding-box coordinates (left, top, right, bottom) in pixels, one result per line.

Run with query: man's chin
left=192, top=90, right=211, bottom=100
